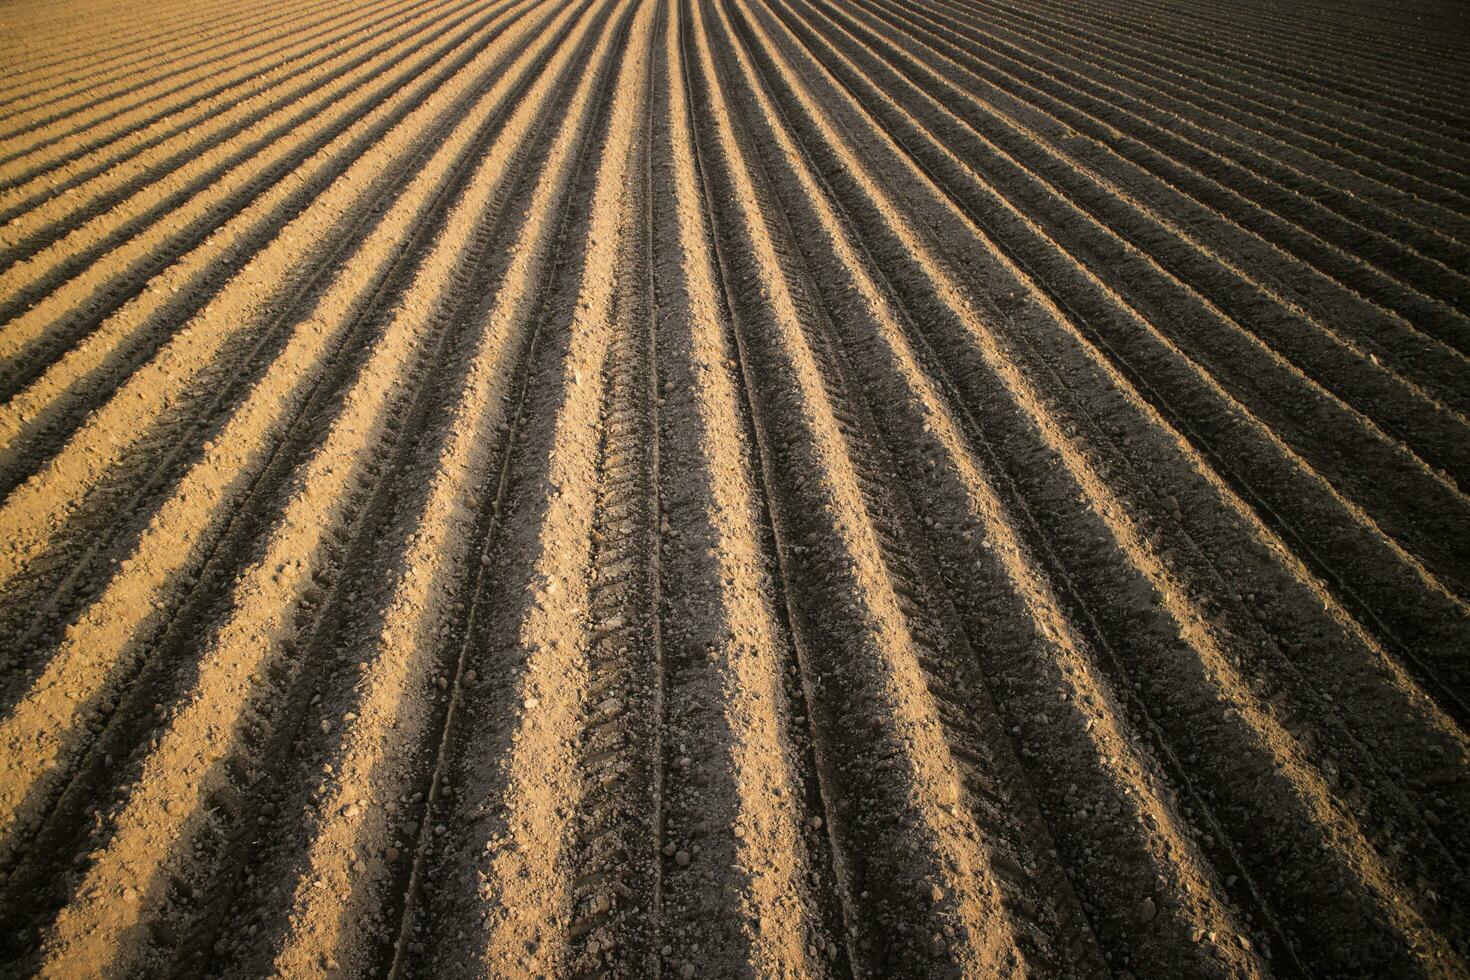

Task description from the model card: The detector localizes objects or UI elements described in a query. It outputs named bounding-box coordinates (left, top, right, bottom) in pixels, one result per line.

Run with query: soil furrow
left=908, top=0, right=1470, bottom=252
left=753, top=0, right=1470, bottom=783
left=0, top=0, right=555, bottom=605
left=0, top=0, right=512, bottom=410
left=759, top=0, right=1470, bottom=606
left=618, top=5, right=857, bottom=974
left=0, top=0, right=379, bottom=170
left=270, top=18, right=632, bottom=978
left=156, top=9, right=618, bottom=973
left=968, top=0, right=1470, bottom=193
left=14, top=6, right=605, bottom=971
left=1013, top=0, right=1470, bottom=140
left=192, top=4, right=637, bottom=975
left=687, top=0, right=1117, bottom=972
left=747, top=6, right=1470, bottom=727
left=0, top=0, right=302, bottom=113
left=0, top=0, right=414, bottom=200
left=1153, top=0, right=1468, bottom=84
left=0, top=0, right=498, bottom=394
left=719, top=1, right=1470, bottom=972
left=843, top=0, right=1470, bottom=357
left=714, top=2, right=1293, bottom=976
left=785, top=0, right=1470, bottom=503
left=0, top=0, right=462, bottom=255
left=0, top=0, right=562, bottom=716
left=0, top=0, right=544, bottom=500
left=384, top=7, right=655, bottom=975
left=0, top=0, right=1463, bottom=972
left=554, top=21, right=667, bottom=972
left=0, top=0, right=300, bottom=115
left=0, top=0, right=570, bottom=880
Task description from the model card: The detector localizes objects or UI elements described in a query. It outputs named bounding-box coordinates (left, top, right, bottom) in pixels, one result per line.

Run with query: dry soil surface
left=0, top=0, right=1467, bottom=975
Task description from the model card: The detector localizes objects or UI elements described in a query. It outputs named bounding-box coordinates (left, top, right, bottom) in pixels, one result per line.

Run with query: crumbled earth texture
left=0, top=0, right=1467, bottom=975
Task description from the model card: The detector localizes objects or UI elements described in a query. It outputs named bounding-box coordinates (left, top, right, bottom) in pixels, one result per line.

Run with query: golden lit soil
left=0, top=0, right=1467, bottom=975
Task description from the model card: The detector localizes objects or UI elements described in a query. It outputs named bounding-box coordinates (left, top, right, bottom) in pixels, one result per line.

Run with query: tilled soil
left=0, top=0, right=1467, bottom=975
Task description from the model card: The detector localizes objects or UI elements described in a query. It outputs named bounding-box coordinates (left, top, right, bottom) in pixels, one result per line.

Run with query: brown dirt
left=0, top=0, right=1467, bottom=976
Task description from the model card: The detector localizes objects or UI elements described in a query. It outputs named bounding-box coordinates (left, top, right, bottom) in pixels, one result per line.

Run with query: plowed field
left=1, top=0, right=1467, bottom=975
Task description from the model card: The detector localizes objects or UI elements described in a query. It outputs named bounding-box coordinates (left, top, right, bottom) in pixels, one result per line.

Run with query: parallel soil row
left=1, top=0, right=1465, bottom=975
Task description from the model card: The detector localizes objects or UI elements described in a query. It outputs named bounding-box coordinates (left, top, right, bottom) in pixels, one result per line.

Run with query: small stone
left=1135, top=897, right=1157, bottom=924
left=385, top=847, right=401, bottom=862
left=674, top=849, right=691, bottom=867
left=680, top=964, right=695, bottom=979
left=807, top=816, right=822, bottom=831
